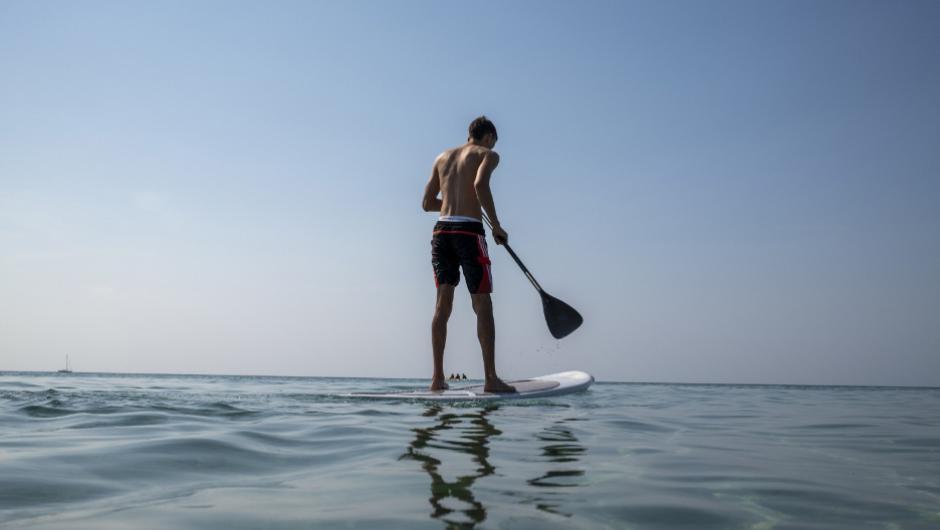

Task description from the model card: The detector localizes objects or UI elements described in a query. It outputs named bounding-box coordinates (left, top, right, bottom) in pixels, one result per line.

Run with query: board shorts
left=431, top=220, right=493, bottom=294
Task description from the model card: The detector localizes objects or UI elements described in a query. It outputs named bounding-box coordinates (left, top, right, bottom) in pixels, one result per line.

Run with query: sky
left=2, top=0, right=939, bottom=385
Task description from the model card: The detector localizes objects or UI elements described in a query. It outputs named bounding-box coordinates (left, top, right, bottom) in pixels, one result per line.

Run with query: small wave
left=749, top=486, right=916, bottom=521
left=607, top=419, right=674, bottom=433
left=0, top=381, right=42, bottom=389
left=893, top=437, right=940, bottom=448
left=654, top=473, right=816, bottom=486
left=232, top=430, right=312, bottom=448
left=151, top=403, right=259, bottom=419
left=0, top=475, right=118, bottom=510
left=75, top=437, right=290, bottom=480
left=68, top=412, right=171, bottom=429
left=793, top=423, right=873, bottom=430
left=18, top=404, right=77, bottom=418
left=693, top=413, right=762, bottom=420
left=527, top=469, right=585, bottom=488
left=609, top=503, right=740, bottom=527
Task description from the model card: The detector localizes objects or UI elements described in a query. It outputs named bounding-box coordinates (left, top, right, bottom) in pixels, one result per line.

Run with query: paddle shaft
left=480, top=212, right=584, bottom=339
left=481, top=213, right=544, bottom=293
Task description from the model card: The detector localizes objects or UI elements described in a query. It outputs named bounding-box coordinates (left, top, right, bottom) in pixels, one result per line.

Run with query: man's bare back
left=435, top=145, right=495, bottom=218
left=423, top=143, right=508, bottom=244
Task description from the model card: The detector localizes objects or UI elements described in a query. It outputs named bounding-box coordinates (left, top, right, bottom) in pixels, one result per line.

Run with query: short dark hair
left=468, top=115, right=497, bottom=141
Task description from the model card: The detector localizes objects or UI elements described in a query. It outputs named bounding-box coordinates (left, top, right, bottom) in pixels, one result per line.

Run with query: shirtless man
left=421, top=116, right=516, bottom=393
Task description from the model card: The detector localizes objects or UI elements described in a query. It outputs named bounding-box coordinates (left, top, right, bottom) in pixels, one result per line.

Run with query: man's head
left=468, top=115, right=498, bottom=148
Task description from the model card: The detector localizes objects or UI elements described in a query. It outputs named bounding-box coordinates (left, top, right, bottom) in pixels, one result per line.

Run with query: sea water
left=1, top=372, right=938, bottom=529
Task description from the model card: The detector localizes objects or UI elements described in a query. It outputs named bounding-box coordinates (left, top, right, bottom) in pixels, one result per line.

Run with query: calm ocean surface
left=1, top=372, right=938, bottom=529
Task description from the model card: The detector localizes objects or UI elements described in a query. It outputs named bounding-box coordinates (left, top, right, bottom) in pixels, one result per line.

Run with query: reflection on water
left=400, top=404, right=499, bottom=528
left=401, top=406, right=587, bottom=528
left=528, top=418, right=587, bottom=517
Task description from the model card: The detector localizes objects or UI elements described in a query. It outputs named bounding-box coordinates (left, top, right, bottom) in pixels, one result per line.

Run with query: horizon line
left=1, top=369, right=937, bottom=390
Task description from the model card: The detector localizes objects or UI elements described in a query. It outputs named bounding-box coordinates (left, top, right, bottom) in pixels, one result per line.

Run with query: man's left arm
left=422, top=161, right=443, bottom=212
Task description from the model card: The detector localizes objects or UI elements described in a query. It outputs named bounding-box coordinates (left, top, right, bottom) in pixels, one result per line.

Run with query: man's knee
left=471, top=293, right=492, bottom=314
left=434, top=301, right=453, bottom=321
left=435, top=287, right=455, bottom=318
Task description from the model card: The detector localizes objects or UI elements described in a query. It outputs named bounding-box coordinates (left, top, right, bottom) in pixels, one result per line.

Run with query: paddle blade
left=540, top=292, right=583, bottom=339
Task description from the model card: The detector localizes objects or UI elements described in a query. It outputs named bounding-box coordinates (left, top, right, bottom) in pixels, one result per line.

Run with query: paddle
left=481, top=213, right=583, bottom=339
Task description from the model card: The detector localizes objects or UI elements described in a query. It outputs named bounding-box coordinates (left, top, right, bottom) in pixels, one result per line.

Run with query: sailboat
left=57, top=355, right=73, bottom=374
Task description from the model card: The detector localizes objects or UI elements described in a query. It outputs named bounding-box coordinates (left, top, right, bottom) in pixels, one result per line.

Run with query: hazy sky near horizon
left=2, top=1, right=939, bottom=385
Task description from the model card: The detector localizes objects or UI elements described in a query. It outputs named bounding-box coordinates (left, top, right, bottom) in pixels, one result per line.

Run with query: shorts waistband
left=439, top=215, right=482, bottom=223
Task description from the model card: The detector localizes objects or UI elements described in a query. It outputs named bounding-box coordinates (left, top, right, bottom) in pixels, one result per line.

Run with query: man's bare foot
left=484, top=377, right=516, bottom=393
left=429, top=378, right=449, bottom=391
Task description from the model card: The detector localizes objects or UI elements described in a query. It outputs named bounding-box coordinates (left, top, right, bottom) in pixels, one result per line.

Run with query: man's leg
left=471, top=293, right=515, bottom=393
left=430, top=284, right=455, bottom=390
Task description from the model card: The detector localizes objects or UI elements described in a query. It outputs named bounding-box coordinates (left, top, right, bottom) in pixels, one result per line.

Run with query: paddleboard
left=346, top=370, right=594, bottom=401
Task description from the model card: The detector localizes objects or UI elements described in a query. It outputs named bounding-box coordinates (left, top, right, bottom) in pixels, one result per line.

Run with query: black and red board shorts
left=431, top=221, right=493, bottom=294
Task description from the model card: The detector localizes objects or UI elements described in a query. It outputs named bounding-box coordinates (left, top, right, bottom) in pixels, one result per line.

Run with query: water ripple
left=0, top=372, right=938, bottom=529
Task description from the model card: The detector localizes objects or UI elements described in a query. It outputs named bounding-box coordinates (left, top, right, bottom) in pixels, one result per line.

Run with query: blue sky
left=2, top=1, right=939, bottom=385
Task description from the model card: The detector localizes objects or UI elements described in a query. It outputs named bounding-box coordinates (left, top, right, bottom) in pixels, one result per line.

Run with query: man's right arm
left=474, top=151, right=508, bottom=244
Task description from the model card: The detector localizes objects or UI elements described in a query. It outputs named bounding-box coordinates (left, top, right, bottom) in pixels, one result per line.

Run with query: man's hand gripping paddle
left=482, top=213, right=583, bottom=339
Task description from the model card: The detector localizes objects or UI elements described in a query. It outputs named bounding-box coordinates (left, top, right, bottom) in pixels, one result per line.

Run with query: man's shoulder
left=437, top=144, right=498, bottom=166
left=478, top=148, right=499, bottom=165
left=435, top=147, right=462, bottom=162
left=465, top=144, right=498, bottom=160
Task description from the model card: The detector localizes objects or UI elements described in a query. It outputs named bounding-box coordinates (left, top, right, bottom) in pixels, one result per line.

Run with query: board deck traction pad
left=346, top=370, right=594, bottom=401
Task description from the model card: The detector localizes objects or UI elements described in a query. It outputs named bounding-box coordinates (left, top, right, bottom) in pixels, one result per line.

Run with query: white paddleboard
left=346, top=370, right=594, bottom=401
